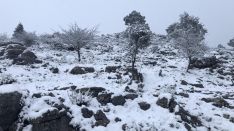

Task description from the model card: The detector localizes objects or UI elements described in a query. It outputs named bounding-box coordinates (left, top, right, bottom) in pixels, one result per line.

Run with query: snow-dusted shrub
left=0, top=33, right=9, bottom=43
left=0, top=74, right=16, bottom=85
left=68, top=90, right=92, bottom=106
left=39, top=33, right=65, bottom=50
left=122, top=122, right=158, bottom=131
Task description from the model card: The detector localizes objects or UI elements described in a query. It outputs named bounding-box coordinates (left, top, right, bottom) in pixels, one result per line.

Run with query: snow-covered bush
left=0, top=33, right=10, bottom=43
left=0, top=74, right=16, bottom=85
left=68, top=90, right=93, bottom=106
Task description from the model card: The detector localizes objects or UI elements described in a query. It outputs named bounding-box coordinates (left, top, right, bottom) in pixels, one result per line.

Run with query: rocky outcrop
left=94, top=110, right=110, bottom=127
left=13, top=50, right=42, bottom=65
left=70, top=66, right=95, bottom=75
left=0, top=92, right=22, bottom=131
left=189, top=56, right=219, bottom=69
left=111, top=95, right=126, bottom=106
left=28, top=109, right=77, bottom=131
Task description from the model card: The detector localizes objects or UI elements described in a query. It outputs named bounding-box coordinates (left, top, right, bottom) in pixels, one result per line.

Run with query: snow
left=0, top=35, right=234, bottom=130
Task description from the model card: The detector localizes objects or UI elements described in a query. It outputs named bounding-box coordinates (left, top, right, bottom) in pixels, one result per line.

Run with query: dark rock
left=32, top=93, right=42, bottom=98
left=5, top=49, right=24, bottom=59
left=0, top=127, right=3, bottom=131
left=138, top=102, right=151, bottom=111
left=190, top=84, right=204, bottom=88
left=81, top=108, right=93, bottom=118
left=0, top=49, right=4, bottom=56
left=177, top=92, right=189, bottom=98
left=111, top=95, right=126, bottom=106
left=114, top=117, right=122, bottom=122
left=29, top=109, right=76, bottom=131
left=5, top=43, right=26, bottom=51
left=168, top=65, right=177, bottom=68
left=184, top=123, right=192, bottom=131
left=70, top=66, right=95, bottom=75
left=13, top=50, right=40, bottom=65
left=168, top=98, right=177, bottom=113
left=212, top=98, right=230, bottom=108
left=181, top=80, right=188, bottom=85
left=124, top=94, right=138, bottom=100
left=50, top=67, right=59, bottom=74
left=230, top=117, right=234, bottom=123
left=97, top=93, right=112, bottom=105
left=94, top=110, right=110, bottom=127
left=0, top=92, right=22, bottom=131
left=77, top=87, right=105, bottom=97
left=201, top=97, right=230, bottom=108
left=189, top=56, right=219, bottom=69
left=105, top=66, right=121, bottom=73
left=156, top=97, right=169, bottom=108
left=223, top=114, right=230, bottom=119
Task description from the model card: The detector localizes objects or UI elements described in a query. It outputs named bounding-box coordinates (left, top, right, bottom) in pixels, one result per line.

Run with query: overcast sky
left=0, top=0, right=234, bottom=47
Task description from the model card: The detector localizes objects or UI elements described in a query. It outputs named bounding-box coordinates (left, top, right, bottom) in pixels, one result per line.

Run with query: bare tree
left=167, top=12, right=208, bottom=72
left=61, top=23, right=97, bottom=62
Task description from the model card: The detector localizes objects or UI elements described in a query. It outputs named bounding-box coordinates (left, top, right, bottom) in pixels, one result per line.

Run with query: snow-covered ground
left=0, top=35, right=234, bottom=131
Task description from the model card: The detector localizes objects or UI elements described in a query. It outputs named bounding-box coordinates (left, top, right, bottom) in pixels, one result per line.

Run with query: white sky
left=0, top=0, right=234, bottom=47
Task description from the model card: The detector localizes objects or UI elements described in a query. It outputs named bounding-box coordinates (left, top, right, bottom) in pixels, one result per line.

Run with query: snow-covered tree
left=124, top=10, right=146, bottom=26
left=227, top=38, right=234, bottom=48
left=61, top=23, right=97, bottom=62
left=12, top=23, right=25, bottom=39
left=167, top=12, right=208, bottom=71
left=12, top=23, right=37, bottom=46
left=124, top=11, right=152, bottom=69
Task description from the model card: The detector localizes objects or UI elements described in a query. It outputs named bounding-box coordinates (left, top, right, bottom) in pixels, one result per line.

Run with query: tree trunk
left=187, top=56, right=192, bottom=72
left=77, top=47, right=81, bottom=62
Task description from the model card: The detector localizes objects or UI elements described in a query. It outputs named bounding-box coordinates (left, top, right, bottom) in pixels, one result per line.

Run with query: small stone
left=138, top=102, right=151, bottom=111
left=81, top=108, right=93, bottom=118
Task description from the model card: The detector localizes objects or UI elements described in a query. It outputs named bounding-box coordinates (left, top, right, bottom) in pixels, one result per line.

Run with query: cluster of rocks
left=156, top=96, right=203, bottom=130
left=189, top=56, right=219, bottom=69
left=0, top=42, right=41, bottom=65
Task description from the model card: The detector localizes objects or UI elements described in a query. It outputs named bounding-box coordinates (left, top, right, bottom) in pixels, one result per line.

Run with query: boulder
left=81, top=108, right=93, bottom=118
left=29, top=109, right=76, bottom=131
left=156, top=97, right=177, bottom=112
left=124, top=94, right=138, bottom=100
left=0, top=92, right=22, bottom=131
left=97, top=93, right=112, bottom=105
left=111, top=95, right=126, bottom=106
left=138, top=102, right=151, bottom=111
left=5, top=49, right=24, bottom=59
left=94, top=110, right=110, bottom=127
left=12, top=50, right=41, bottom=65
left=50, top=67, right=59, bottom=74
left=70, top=66, right=95, bottom=75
